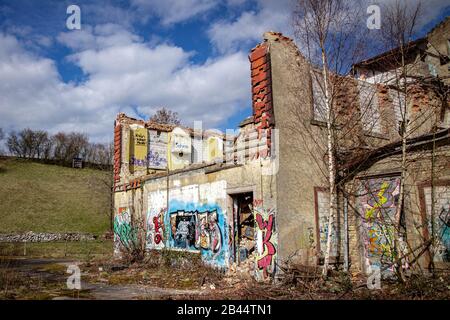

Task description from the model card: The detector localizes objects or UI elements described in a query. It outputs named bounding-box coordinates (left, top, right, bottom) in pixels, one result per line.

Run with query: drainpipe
left=344, top=195, right=349, bottom=272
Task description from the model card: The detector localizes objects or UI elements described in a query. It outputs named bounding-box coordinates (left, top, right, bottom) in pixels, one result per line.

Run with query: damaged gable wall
left=260, top=31, right=450, bottom=274
left=261, top=32, right=328, bottom=266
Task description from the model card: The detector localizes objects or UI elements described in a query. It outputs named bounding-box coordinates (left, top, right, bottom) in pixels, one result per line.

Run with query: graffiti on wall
left=146, top=181, right=229, bottom=268
left=436, top=206, right=450, bottom=262
left=149, top=130, right=168, bottom=168
left=424, top=185, right=450, bottom=263
left=147, top=208, right=165, bottom=248
left=254, top=202, right=277, bottom=280
left=167, top=201, right=227, bottom=267
left=114, top=207, right=136, bottom=252
left=170, top=209, right=222, bottom=256
left=130, top=150, right=167, bottom=168
left=315, top=189, right=338, bottom=258
left=147, top=190, right=167, bottom=250
left=148, top=149, right=167, bottom=168
left=358, top=177, right=400, bottom=273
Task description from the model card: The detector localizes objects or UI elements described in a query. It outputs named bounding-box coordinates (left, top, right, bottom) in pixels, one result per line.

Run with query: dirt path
left=79, top=283, right=204, bottom=300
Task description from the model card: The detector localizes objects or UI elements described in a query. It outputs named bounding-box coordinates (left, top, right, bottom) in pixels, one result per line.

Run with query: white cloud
left=0, top=25, right=250, bottom=143
left=0, top=32, right=117, bottom=141
left=57, top=24, right=142, bottom=51
left=130, top=0, right=218, bottom=25
left=82, top=2, right=138, bottom=28
left=208, top=0, right=449, bottom=54
left=208, top=0, right=294, bottom=53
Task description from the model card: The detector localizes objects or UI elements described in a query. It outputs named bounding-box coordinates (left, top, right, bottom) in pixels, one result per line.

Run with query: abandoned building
left=113, top=19, right=450, bottom=281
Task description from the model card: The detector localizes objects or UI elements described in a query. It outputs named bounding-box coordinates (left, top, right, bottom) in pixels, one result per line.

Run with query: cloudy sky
left=0, top=0, right=449, bottom=143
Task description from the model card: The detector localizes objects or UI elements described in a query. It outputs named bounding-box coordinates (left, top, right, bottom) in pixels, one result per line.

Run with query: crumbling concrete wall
left=113, top=157, right=278, bottom=276
left=257, top=31, right=450, bottom=275
left=260, top=32, right=328, bottom=267
left=113, top=29, right=449, bottom=280
left=426, top=17, right=450, bottom=85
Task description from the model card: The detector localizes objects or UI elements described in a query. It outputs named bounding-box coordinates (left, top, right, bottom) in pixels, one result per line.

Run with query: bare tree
left=292, top=0, right=369, bottom=276
left=362, top=0, right=425, bottom=282
left=53, top=132, right=89, bottom=163
left=291, top=0, right=440, bottom=282
left=83, top=142, right=114, bottom=167
left=7, top=129, right=36, bottom=158
left=33, top=130, right=50, bottom=159
left=378, top=1, right=450, bottom=278
left=149, top=107, right=181, bottom=125
left=0, top=128, right=4, bottom=156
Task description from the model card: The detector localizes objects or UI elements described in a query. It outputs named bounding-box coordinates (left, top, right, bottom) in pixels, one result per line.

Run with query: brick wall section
left=249, top=43, right=274, bottom=154
left=334, top=76, right=368, bottom=149
left=377, top=84, right=401, bottom=140
left=113, top=122, right=122, bottom=187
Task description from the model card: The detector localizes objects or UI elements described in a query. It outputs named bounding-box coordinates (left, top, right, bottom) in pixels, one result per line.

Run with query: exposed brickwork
left=376, top=83, right=402, bottom=140
left=114, top=178, right=142, bottom=192
left=113, top=122, right=122, bottom=187
left=249, top=42, right=274, bottom=154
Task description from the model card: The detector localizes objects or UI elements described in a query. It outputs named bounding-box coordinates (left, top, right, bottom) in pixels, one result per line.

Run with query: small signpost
left=72, top=157, right=83, bottom=169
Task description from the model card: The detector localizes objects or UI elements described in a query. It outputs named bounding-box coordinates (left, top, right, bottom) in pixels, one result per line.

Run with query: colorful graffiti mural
left=148, top=208, right=165, bottom=248
left=147, top=190, right=167, bottom=250
left=358, top=177, right=400, bottom=273
left=146, top=181, right=229, bottom=268
left=424, top=185, right=450, bottom=263
left=254, top=203, right=277, bottom=280
left=167, top=201, right=228, bottom=267
left=436, top=206, right=450, bottom=262
left=170, top=209, right=222, bottom=256
left=114, top=207, right=136, bottom=253
left=315, top=189, right=338, bottom=258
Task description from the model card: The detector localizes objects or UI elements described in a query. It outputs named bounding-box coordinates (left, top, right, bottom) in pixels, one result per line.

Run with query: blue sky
left=0, top=0, right=449, bottom=143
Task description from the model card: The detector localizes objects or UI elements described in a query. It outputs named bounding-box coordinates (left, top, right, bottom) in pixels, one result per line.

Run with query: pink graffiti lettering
left=153, top=216, right=163, bottom=244
left=255, top=213, right=276, bottom=277
left=154, top=233, right=162, bottom=244
left=253, top=199, right=264, bottom=207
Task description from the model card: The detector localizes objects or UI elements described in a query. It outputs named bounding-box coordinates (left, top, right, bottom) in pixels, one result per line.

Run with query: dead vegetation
left=82, top=250, right=224, bottom=291
left=234, top=266, right=450, bottom=300
left=1, top=251, right=448, bottom=299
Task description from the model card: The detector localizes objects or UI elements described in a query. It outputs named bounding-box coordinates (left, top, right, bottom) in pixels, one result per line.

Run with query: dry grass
left=83, top=250, right=224, bottom=290
left=0, top=158, right=111, bottom=236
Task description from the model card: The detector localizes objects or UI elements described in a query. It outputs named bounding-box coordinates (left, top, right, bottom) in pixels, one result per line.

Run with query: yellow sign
left=130, top=127, right=148, bottom=173
left=207, top=137, right=219, bottom=162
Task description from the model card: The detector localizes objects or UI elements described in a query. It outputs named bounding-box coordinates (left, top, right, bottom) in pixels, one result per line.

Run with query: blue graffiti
left=130, top=150, right=167, bottom=167
left=164, top=199, right=229, bottom=268
left=148, top=150, right=167, bottom=167
left=438, top=207, right=449, bottom=262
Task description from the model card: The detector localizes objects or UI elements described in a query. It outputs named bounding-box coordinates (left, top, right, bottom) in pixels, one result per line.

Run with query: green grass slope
left=0, top=158, right=111, bottom=236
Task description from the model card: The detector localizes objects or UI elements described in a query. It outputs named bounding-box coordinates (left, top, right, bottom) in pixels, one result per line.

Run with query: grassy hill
left=0, top=157, right=111, bottom=236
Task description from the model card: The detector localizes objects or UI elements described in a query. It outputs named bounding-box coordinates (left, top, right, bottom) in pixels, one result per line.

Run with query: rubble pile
left=0, top=231, right=97, bottom=242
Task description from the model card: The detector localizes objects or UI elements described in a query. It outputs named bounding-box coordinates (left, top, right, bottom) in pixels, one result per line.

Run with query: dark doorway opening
left=231, top=192, right=255, bottom=265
